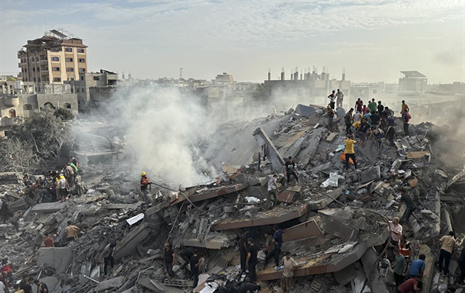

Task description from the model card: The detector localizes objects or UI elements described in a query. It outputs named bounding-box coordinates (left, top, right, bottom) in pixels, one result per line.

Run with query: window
left=93, top=76, right=100, bottom=81
left=36, top=67, right=40, bottom=72
left=79, top=58, right=85, bottom=63
left=36, top=57, right=39, bottom=61
left=66, top=57, right=73, bottom=62
left=67, top=68, right=74, bottom=72
left=79, top=68, right=85, bottom=73
left=53, top=77, right=61, bottom=82
left=52, top=67, right=60, bottom=71
left=80, top=76, right=84, bottom=81
left=65, top=48, right=72, bottom=52
left=52, top=57, right=59, bottom=61
left=32, top=67, right=36, bottom=72
left=77, top=48, right=85, bottom=53
left=33, top=78, right=36, bottom=82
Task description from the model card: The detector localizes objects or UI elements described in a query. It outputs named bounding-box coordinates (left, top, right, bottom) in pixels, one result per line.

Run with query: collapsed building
left=0, top=103, right=464, bottom=293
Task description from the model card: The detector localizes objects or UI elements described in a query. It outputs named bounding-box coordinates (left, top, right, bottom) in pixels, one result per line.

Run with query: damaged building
left=0, top=102, right=464, bottom=293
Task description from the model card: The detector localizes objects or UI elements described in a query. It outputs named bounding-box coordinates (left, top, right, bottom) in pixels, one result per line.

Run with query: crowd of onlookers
left=21, top=156, right=84, bottom=203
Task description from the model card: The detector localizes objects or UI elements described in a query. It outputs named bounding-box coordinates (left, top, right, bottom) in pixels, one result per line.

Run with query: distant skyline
left=1, top=0, right=464, bottom=84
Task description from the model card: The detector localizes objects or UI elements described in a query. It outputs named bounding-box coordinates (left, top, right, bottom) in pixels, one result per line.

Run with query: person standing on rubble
left=358, top=119, right=370, bottom=147
left=272, top=225, right=283, bottom=266
left=386, top=121, right=396, bottom=146
left=336, top=89, right=344, bottom=108
left=327, top=90, right=336, bottom=109
left=400, top=190, right=416, bottom=223
left=180, top=246, right=195, bottom=271
left=33, top=279, right=48, bottom=293
left=386, top=217, right=403, bottom=248
left=1, top=258, right=13, bottom=284
left=377, top=101, right=384, bottom=114
left=101, top=241, right=116, bottom=275
left=403, top=109, right=411, bottom=136
left=246, top=239, right=258, bottom=282
left=406, top=254, right=426, bottom=279
left=344, top=134, right=357, bottom=170
left=65, top=221, right=79, bottom=242
left=140, top=172, right=151, bottom=195
left=397, top=276, right=422, bottom=293
left=326, top=105, right=335, bottom=132
left=368, top=98, right=377, bottom=113
left=355, top=98, right=363, bottom=113
left=353, top=110, right=362, bottom=123
left=267, top=175, right=278, bottom=209
left=362, top=105, right=369, bottom=115
left=398, top=235, right=411, bottom=262
left=13, top=284, right=24, bottom=293
left=344, top=108, right=354, bottom=135
left=239, top=230, right=249, bottom=272
left=281, top=251, right=299, bottom=293
left=190, top=250, right=200, bottom=288
left=400, top=100, right=409, bottom=118
left=393, top=248, right=407, bottom=287
left=43, top=233, right=54, bottom=247
left=57, top=175, right=69, bottom=202
left=64, top=163, right=74, bottom=187
left=438, top=231, right=456, bottom=276
left=163, top=243, right=176, bottom=278
left=263, top=231, right=276, bottom=268
left=284, top=157, right=298, bottom=185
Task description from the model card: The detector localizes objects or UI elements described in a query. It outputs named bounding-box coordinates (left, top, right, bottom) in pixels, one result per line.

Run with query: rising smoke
left=105, top=85, right=218, bottom=187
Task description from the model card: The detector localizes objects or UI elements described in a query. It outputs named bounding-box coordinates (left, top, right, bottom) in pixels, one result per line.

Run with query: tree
left=0, top=138, right=41, bottom=173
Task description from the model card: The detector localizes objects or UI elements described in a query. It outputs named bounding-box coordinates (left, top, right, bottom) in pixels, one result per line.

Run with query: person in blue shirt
left=407, top=254, right=426, bottom=279
left=272, top=225, right=283, bottom=267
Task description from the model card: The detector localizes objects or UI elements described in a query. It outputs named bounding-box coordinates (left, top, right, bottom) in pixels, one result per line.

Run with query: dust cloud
left=105, top=85, right=217, bottom=187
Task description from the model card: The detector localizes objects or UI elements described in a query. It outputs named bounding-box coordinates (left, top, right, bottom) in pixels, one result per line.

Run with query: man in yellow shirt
left=439, top=231, right=456, bottom=275
left=400, top=100, right=409, bottom=118
left=344, top=134, right=357, bottom=170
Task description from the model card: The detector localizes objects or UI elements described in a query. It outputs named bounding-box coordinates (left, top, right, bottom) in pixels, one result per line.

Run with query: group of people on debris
left=0, top=265, right=49, bottom=293
left=238, top=225, right=299, bottom=293
left=387, top=217, right=463, bottom=292
left=330, top=96, right=412, bottom=171
left=21, top=157, right=83, bottom=204
left=161, top=243, right=202, bottom=288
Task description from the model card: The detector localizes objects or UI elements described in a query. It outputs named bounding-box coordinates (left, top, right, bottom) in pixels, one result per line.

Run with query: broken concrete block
left=295, top=104, right=317, bottom=117
left=326, top=132, right=338, bottom=142
left=37, top=247, right=73, bottom=274
left=253, top=127, right=285, bottom=173
left=95, top=276, right=125, bottom=292
left=360, top=166, right=381, bottom=184
left=31, top=202, right=67, bottom=213
left=114, top=222, right=151, bottom=261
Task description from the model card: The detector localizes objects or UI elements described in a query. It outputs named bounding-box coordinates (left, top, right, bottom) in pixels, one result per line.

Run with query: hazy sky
left=1, top=0, right=464, bottom=83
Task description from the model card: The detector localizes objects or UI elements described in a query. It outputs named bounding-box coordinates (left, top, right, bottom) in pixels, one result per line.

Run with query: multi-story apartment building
left=17, top=29, right=87, bottom=85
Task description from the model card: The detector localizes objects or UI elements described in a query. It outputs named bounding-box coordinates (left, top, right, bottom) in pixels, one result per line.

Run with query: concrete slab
left=406, top=151, right=431, bottom=159
left=282, top=220, right=322, bottom=242
left=31, top=202, right=67, bottom=213
left=95, top=277, right=125, bottom=292
left=213, top=204, right=309, bottom=231
left=296, top=128, right=324, bottom=166
left=257, top=228, right=389, bottom=281
left=114, top=222, right=152, bottom=260
left=360, top=166, right=381, bottom=184
left=360, top=247, right=389, bottom=293
left=277, top=185, right=301, bottom=203
left=295, top=104, right=317, bottom=117
left=306, top=187, right=343, bottom=210
left=37, top=247, right=73, bottom=274
left=253, top=127, right=285, bottom=173
left=326, top=132, right=338, bottom=142
left=181, top=234, right=231, bottom=249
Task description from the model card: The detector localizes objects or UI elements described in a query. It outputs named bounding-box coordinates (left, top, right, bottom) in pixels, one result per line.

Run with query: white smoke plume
left=106, top=85, right=217, bottom=187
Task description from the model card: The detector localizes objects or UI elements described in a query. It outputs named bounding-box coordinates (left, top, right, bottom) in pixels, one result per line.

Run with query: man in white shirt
left=267, top=175, right=278, bottom=209
left=281, top=251, right=299, bottom=293
left=336, top=89, right=344, bottom=108
left=387, top=217, right=403, bottom=247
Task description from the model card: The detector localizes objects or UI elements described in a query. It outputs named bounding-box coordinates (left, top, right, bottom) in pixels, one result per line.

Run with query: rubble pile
left=0, top=104, right=465, bottom=293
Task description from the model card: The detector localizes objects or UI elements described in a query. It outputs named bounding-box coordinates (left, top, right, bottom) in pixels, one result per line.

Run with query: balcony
left=39, top=59, right=48, bottom=65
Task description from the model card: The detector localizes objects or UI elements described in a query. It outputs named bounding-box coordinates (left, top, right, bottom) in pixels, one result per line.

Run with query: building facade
left=263, top=68, right=350, bottom=106
left=398, top=71, right=427, bottom=94
left=17, top=29, right=87, bottom=85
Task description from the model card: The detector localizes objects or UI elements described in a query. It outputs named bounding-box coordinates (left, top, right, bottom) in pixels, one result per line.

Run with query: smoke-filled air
left=105, top=85, right=218, bottom=187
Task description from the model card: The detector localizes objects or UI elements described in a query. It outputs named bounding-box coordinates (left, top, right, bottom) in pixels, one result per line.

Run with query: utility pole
left=179, top=68, right=183, bottom=79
